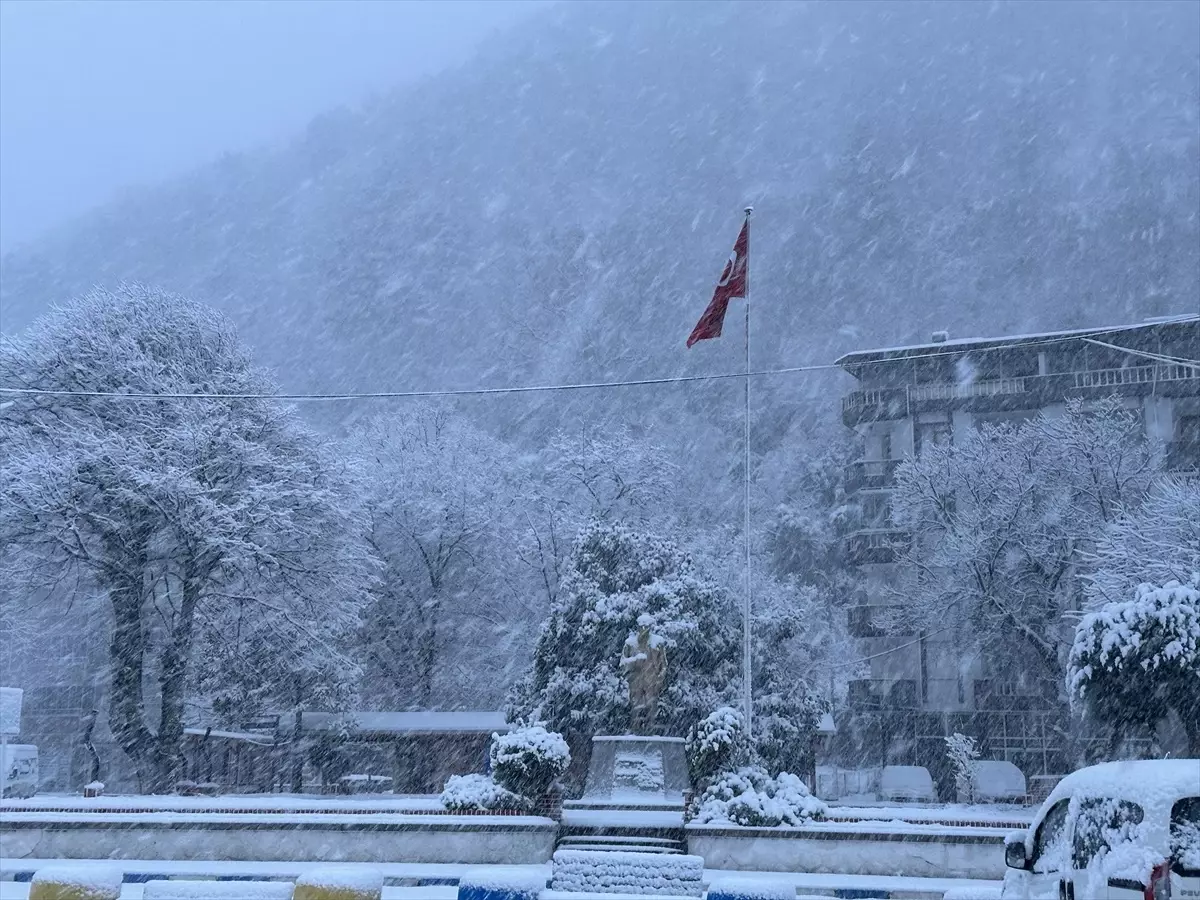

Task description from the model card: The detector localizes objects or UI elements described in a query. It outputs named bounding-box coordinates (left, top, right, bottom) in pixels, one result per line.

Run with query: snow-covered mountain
left=1, top=0, right=1196, bottom=446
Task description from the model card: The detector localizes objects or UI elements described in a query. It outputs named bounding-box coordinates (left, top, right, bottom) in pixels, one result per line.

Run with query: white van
left=1, top=743, right=38, bottom=798
left=1002, top=759, right=1200, bottom=900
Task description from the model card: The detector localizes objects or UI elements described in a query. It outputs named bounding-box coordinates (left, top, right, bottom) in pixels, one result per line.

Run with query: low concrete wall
left=1, top=817, right=556, bottom=865
left=688, top=824, right=1006, bottom=879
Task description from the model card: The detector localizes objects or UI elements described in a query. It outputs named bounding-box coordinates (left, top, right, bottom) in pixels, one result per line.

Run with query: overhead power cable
left=0, top=317, right=1194, bottom=402
left=1081, top=338, right=1200, bottom=371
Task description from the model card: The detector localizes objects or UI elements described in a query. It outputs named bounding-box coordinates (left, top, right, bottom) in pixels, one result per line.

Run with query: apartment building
left=834, top=315, right=1199, bottom=791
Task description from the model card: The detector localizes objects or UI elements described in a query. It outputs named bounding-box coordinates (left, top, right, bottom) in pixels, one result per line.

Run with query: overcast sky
left=0, top=0, right=549, bottom=253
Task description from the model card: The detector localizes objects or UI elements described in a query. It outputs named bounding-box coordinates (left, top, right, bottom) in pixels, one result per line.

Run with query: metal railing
left=844, top=458, right=903, bottom=495
left=843, top=363, right=1198, bottom=418
left=909, top=377, right=1027, bottom=402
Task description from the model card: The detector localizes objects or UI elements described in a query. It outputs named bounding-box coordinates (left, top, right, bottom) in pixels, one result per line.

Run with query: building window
left=1178, top=415, right=1200, bottom=449
left=915, top=421, right=952, bottom=456
left=861, top=494, right=892, bottom=529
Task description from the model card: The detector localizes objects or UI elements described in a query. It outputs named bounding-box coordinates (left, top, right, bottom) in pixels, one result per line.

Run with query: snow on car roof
left=1046, top=759, right=1200, bottom=813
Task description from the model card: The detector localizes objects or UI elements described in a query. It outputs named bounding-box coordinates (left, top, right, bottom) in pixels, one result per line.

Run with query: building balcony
left=844, top=459, right=903, bottom=496
left=848, top=603, right=913, bottom=638
left=848, top=678, right=919, bottom=711
left=844, top=528, right=910, bottom=565
left=842, top=362, right=1199, bottom=426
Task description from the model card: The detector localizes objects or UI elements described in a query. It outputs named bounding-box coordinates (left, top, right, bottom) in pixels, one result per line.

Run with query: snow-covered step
left=557, top=835, right=678, bottom=847
left=555, top=842, right=680, bottom=854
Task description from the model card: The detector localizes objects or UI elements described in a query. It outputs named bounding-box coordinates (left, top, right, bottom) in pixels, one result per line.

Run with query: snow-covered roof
left=1044, top=759, right=1200, bottom=812
left=300, top=710, right=509, bottom=735
left=835, top=315, right=1198, bottom=367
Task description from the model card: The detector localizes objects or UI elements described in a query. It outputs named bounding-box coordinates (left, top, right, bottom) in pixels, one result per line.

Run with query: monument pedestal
left=578, top=735, right=689, bottom=807
left=559, top=735, right=691, bottom=855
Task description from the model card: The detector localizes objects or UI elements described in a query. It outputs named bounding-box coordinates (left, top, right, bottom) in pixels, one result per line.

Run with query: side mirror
left=1005, top=838, right=1029, bottom=870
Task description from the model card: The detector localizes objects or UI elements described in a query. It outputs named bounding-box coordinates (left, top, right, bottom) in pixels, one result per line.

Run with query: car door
left=1004, top=797, right=1071, bottom=900
left=1069, top=796, right=1146, bottom=900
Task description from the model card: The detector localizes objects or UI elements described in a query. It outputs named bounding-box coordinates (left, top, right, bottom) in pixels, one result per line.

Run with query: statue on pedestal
left=620, top=615, right=667, bottom=734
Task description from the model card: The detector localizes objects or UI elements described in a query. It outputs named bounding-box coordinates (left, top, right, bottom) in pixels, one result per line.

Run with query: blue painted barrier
left=457, top=868, right=546, bottom=900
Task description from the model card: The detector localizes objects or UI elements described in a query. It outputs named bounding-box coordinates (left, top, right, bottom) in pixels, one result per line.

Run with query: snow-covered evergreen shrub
left=753, top=689, right=826, bottom=778
left=690, top=765, right=826, bottom=827
left=944, top=732, right=981, bottom=803
left=508, top=521, right=742, bottom=742
left=440, top=773, right=530, bottom=812
left=685, top=706, right=749, bottom=788
left=1068, top=575, right=1200, bottom=756
left=489, top=725, right=570, bottom=798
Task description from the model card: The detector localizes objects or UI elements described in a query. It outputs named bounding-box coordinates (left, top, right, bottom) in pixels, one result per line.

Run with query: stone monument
left=576, top=617, right=690, bottom=807
left=619, top=616, right=667, bottom=735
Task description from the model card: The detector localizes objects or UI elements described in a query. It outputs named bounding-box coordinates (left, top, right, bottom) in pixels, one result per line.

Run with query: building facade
left=835, top=315, right=1199, bottom=794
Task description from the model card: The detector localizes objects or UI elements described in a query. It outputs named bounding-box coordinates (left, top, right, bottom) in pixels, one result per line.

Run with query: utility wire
left=2, top=318, right=1195, bottom=403
left=1081, top=338, right=1200, bottom=371
left=826, top=623, right=957, bottom=671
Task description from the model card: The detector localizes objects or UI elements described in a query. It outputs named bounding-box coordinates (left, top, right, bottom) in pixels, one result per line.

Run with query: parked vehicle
left=971, top=760, right=1027, bottom=803
left=1001, top=759, right=1199, bottom=900
left=1, top=743, right=38, bottom=798
left=879, top=765, right=938, bottom=802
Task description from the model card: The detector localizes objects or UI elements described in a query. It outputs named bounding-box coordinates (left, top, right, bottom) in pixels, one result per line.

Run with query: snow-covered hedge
left=689, top=765, right=826, bottom=827
left=550, top=848, right=704, bottom=896
left=440, top=773, right=530, bottom=812
left=685, top=706, right=747, bottom=788
left=489, top=724, right=569, bottom=798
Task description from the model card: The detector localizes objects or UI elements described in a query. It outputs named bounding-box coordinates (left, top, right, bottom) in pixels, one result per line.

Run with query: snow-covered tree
left=509, top=518, right=831, bottom=790
left=516, top=426, right=676, bottom=609
left=1085, top=478, right=1200, bottom=609
left=0, top=286, right=375, bottom=791
left=888, top=399, right=1160, bottom=697
left=944, top=732, right=981, bottom=803
left=508, top=520, right=742, bottom=749
left=1068, top=575, right=1200, bottom=757
left=687, top=523, right=849, bottom=759
left=349, top=405, right=530, bottom=709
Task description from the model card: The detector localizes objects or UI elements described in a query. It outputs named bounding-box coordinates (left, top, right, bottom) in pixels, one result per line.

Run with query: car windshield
left=1171, top=797, right=1200, bottom=876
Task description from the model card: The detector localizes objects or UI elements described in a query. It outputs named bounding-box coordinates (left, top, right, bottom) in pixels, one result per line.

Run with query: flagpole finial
left=744, top=205, right=753, bottom=216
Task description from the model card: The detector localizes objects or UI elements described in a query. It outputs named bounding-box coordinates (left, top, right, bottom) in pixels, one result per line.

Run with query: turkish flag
left=687, top=218, right=749, bottom=348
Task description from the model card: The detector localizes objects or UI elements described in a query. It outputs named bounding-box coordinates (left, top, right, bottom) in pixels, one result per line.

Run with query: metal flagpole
left=742, top=205, right=753, bottom=739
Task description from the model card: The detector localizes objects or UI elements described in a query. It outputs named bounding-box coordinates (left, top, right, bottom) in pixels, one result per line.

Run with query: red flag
left=687, top=218, right=749, bottom=347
